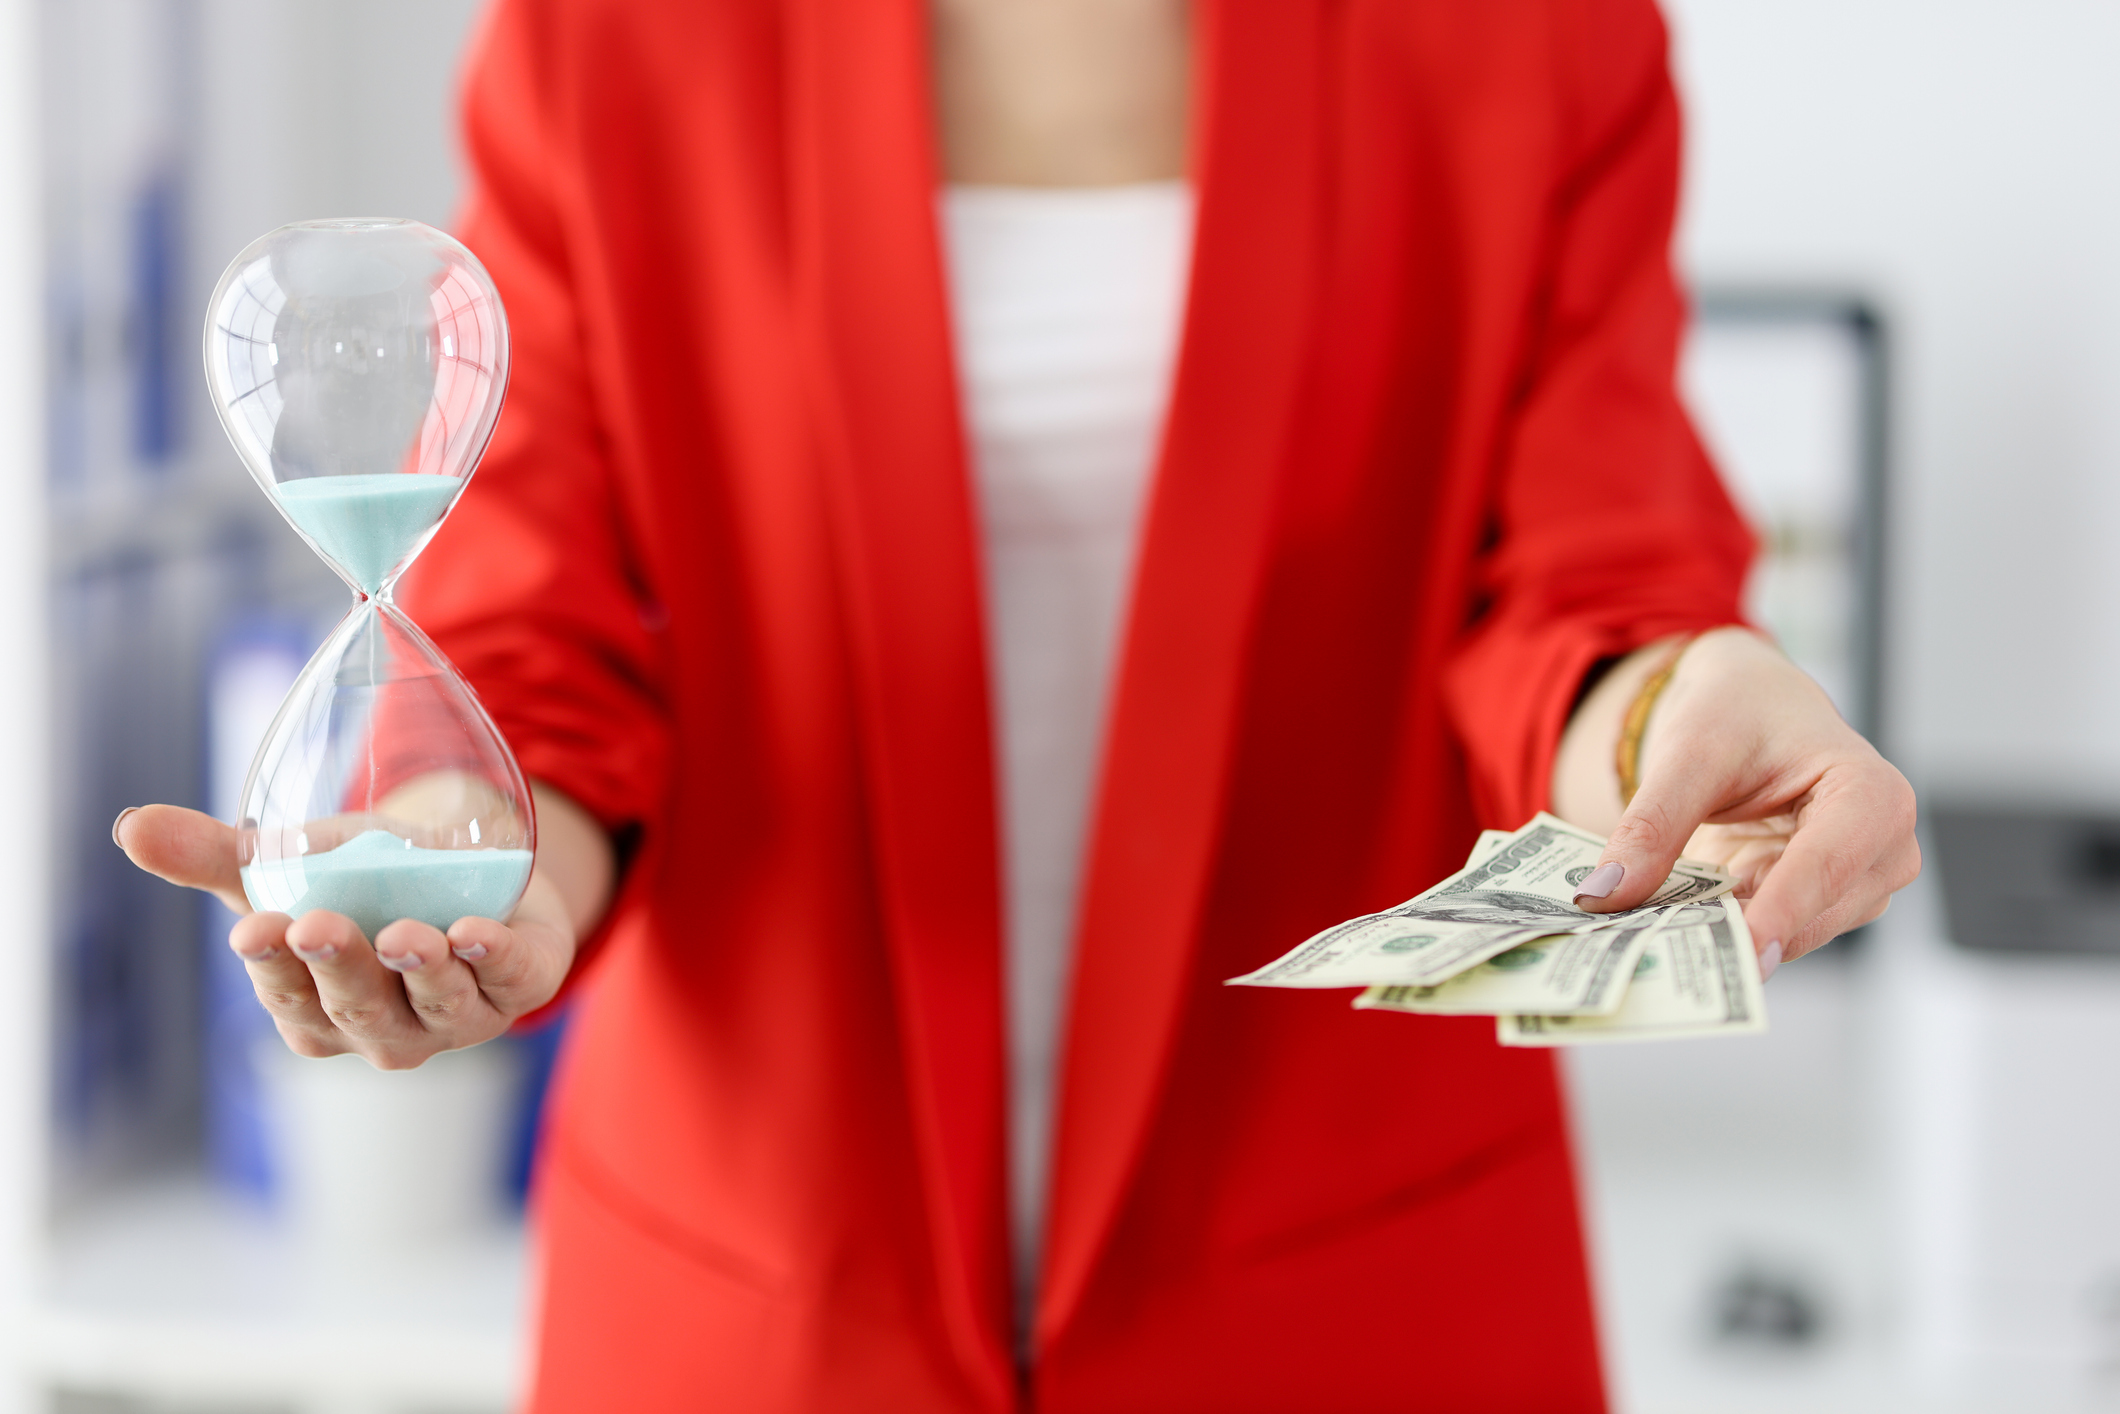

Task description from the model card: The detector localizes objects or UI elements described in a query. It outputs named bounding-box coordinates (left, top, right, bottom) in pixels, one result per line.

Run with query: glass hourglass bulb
left=204, top=219, right=533, bottom=941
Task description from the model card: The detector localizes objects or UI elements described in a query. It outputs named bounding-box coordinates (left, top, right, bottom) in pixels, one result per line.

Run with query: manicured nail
left=1573, top=861, right=1625, bottom=902
left=451, top=942, right=488, bottom=962
left=1759, top=939, right=1784, bottom=982
left=377, top=951, right=423, bottom=974
left=291, top=940, right=339, bottom=962
left=236, top=944, right=277, bottom=962
left=111, top=807, right=139, bottom=849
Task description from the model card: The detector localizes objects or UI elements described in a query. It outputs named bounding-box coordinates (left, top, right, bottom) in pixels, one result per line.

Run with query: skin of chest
left=930, top=0, right=1192, bottom=185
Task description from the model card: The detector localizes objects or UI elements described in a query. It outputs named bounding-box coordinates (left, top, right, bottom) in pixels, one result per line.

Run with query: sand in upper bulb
left=275, top=474, right=463, bottom=593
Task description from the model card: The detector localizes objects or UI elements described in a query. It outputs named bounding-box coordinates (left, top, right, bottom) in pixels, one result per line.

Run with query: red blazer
left=405, top=1, right=1752, bottom=1408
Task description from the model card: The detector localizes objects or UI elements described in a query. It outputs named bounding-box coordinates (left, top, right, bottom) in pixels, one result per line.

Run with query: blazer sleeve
left=1440, top=0, right=1756, bottom=826
left=398, top=0, right=673, bottom=849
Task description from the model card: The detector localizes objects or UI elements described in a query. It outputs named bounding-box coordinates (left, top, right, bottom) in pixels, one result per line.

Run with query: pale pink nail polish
left=1574, top=861, right=1625, bottom=902
left=378, top=952, right=422, bottom=974
left=1760, top=939, right=1783, bottom=981
left=292, top=941, right=338, bottom=962
left=452, top=942, right=489, bottom=962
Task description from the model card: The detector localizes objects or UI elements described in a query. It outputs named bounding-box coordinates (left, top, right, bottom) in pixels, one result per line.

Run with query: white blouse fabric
left=939, top=181, right=1195, bottom=1313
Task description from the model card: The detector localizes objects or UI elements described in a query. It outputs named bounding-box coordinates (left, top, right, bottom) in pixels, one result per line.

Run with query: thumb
left=1574, top=766, right=1727, bottom=914
left=114, top=804, right=251, bottom=916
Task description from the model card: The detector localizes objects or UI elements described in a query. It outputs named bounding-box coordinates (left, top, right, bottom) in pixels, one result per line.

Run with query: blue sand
left=274, top=474, right=462, bottom=592
left=241, top=829, right=532, bottom=940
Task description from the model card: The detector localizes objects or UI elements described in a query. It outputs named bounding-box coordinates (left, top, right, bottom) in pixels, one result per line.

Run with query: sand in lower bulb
left=241, top=828, right=532, bottom=940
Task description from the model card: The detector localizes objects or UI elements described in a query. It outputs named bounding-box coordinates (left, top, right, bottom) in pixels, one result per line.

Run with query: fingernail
left=1573, top=861, right=1625, bottom=902
left=377, top=951, right=423, bottom=973
left=291, top=940, right=338, bottom=962
left=1760, top=939, right=1784, bottom=982
left=451, top=942, right=488, bottom=962
left=111, top=807, right=139, bottom=849
left=236, top=944, right=277, bottom=962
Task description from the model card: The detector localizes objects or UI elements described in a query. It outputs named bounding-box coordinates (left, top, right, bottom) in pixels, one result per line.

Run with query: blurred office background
left=1, top=1, right=2119, bottom=1411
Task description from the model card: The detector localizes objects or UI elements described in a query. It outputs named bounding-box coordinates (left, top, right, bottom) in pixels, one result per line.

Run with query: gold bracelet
left=1615, top=634, right=1700, bottom=807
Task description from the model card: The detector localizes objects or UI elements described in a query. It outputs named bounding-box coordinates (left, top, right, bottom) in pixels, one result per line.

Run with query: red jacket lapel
left=788, top=0, right=1014, bottom=1395
left=1042, top=0, right=1327, bottom=1344
left=787, top=0, right=1329, bottom=1366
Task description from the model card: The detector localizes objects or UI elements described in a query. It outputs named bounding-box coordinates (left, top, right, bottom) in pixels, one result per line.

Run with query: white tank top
left=939, top=181, right=1195, bottom=1318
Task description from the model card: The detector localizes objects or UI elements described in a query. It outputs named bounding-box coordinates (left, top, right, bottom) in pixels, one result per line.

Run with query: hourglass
left=203, top=219, right=533, bottom=943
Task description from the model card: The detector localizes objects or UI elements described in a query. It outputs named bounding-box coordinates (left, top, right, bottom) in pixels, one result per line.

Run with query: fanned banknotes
left=1495, top=895, right=1766, bottom=1046
left=1227, top=813, right=1769, bottom=1044
left=1225, top=813, right=1731, bottom=990
left=1354, top=905, right=1664, bottom=1018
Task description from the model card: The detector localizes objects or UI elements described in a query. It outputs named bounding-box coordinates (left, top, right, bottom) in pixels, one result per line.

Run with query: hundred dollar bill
left=1496, top=895, right=1766, bottom=1046
left=1226, top=813, right=1733, bottom=991
left=1222, top=914, right=1558, bottom=991
left=1352, top=904, right=1666, bottom=1018
left=1467, top=828, right=1724, bottom=886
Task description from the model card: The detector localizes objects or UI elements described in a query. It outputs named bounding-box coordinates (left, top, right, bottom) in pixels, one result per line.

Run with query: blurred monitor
left=1930, top=806, right=2120, bottom=955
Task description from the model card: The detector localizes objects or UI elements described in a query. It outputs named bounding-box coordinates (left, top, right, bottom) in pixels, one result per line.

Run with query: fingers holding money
left=1681, top=818, right=1795, bottom=899
left=1738, top=764, right=1920, bottom=964
left=1556, top=627, right=1920, bottom=968
left=1573, top=747, right=1740, bottom=915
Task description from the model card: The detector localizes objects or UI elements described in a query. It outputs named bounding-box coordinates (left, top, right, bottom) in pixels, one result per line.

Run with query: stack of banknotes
left=1227, top=813, right=1767, bottom=1045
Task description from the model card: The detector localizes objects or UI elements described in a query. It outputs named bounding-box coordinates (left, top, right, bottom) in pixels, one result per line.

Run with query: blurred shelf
left=46, top=477, right=278, bottom=578
left=25, top=1176, right=523, bottom=1410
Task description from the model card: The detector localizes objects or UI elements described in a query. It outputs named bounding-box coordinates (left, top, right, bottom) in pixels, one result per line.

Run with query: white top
left=939, top=181, right=1195, bottom=1316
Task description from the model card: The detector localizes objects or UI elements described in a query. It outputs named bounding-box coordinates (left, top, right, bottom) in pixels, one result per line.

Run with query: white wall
left=0, top=0, right=48, bottom=1406
left=194, top=0, right=483, bottom=266
left=1665, top=0, right=2120, bottom=798
left=192, top=0, right=486, bottom=479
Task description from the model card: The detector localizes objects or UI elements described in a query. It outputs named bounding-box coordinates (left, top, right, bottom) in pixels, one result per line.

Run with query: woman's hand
left=1551, top=626, right=1919, bottom=974
left=114, top=783, right=613, bottom=1069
